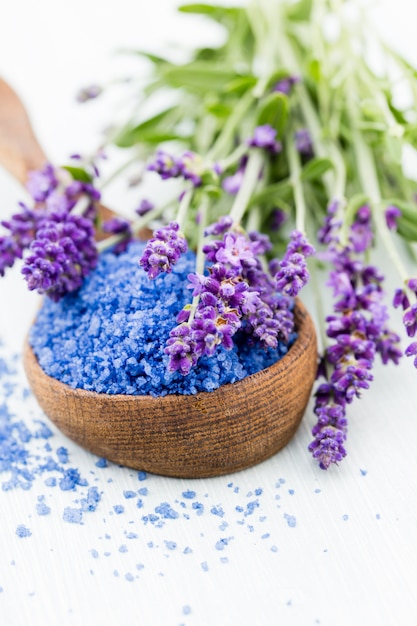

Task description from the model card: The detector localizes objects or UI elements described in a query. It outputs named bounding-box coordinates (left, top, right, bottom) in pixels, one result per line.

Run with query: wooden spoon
left=1, top=77, right=318, bottom=477
left=0, top=77, right=114, bottom=224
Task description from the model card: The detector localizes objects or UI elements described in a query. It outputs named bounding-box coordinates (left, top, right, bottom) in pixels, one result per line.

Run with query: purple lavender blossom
left=26, top=164, right=58, bottom=202
left=393, top=278, right=417, bottom=367
left=310, top=204, right=401, bottom=469
left=135, top=199, right=154, bottom=217
left=21, top=212, right=98, bottom=301
left=273, top=75, right=300, bottom=95
left=270, top=208, right=287, bottom=232
left=0, top=205, right=47, bottom=276
left=385, top=205, right=401, bottom=230
left=248, top=125, right=282, bottom=154
left=274, top=231, right=315, bottom=297
left=102, top=217, right=133, bottom=254
left=349, top=205, right=373, bottom=253
left=177, top=151, right=204, bottom=187
left=167, top=229, right=297, bottom=374
left=139, top=221, right=187, bottom=279
left=165, top=324, right=197, bottom=375
left=317, top=199, right=342, bottom=245
left=148, top=150, right=182, bottom=180
left=295, top=128, right=313, bottom=158
left=204, top=216, right=233, bottom=237
left=215, top=233, right=257, bottom=268
left=26, top=162, right=100, bottom=218
left=76, top=84, right=102, bottom=103
left=222, top=168, right=245, bottom=195
left=405, top=341, right=417, bottom=367
left=308, top=386, right=347, bottom=469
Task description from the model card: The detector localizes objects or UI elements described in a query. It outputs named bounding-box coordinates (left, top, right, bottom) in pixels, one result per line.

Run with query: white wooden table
left=0, top=2, right=416, bottom=625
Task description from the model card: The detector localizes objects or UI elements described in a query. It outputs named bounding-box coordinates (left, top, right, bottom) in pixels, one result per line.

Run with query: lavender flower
left=385, top=205, right=401, bottom=230
left=21, top=212, right=98, bottom=301
left=26, top=164, right=59, bottom=203
left=164, top=324, right=197, bottom=375
left=310, top=205, right=401, bottom=469
left=270, top=208, right=287, bottom=231
left=273, top=75, right=300, bottom=95
left=248, top=125, right=282, bottom=154
left=274, top=230, right=315, bottom=297
left=295, top=128, right=313, bottom=158
left=135, top=199, right=154, bottom=217
left=27, top=162, right=100, bottom=218
left=308, top=394, right=347, bottom=470
left=177, top=151, right=204, bottom=187
left=102, top=217, right=133, bottom=254
left=204, top=216, right=233, bottom=237
left=139, top=221, right=187, bottom=279
left=222, top=157, right=247, bottom=195
left=166, top=228, right=299, bottom=374
left=76, top=84, right=102, bottom=103
left=148, top=151, right=181, bottom=180
left=349, top=205, right=372, bottom=253
left=0, top=205, right=47, bottom=276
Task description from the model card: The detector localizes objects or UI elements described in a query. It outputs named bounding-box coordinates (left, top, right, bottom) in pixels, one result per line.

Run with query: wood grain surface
left=23, top=300, right=318, bottom=478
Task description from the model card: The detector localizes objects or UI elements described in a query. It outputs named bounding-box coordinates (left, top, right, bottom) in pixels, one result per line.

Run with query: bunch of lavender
left=3, top=0, right=417, bottom=470
left=0, top=159, right=101, bottom=299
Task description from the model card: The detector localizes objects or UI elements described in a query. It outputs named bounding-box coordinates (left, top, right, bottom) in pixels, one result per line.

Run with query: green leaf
left=397, top=218, right=417, bottom=241
left=116, top=129, right=185, bottom=148
left=124, top=49, right=170, bottom=66
left=385, top=134, right=402, bottom=165
left=300, top=157, right=333, bottom=182
left=257, top=92, right=289, bottom=138
left=203, top=185, right=222, bottom=199
left=114, top=107, right=179, bottom=147
left=178, top=3, right=241, bottom=22
left=308, top=59, right=321, bottom=83
left=286, top=0, right=313, bottom=21
left=249, top=181, right=292, bottom=207
left=205, top=102, right=232, bottom=118
left=344, top=193, right=370, bottom=227
left=62, top=166, right=92, bottom=183
left=224, top=75, right=257, bottom=94
left=160, top=62, right=243, bottom=92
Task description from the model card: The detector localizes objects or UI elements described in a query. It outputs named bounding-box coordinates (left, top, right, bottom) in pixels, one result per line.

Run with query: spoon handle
left=0, top=78, right=47, bottom=184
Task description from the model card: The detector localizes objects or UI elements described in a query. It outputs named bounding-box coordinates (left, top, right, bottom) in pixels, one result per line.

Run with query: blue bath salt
left=29, top=242, right=295, bottom=396
left=123, top=490, right=137, bottom=499
left=63, top=507, right=83, bottom=524
left=56, top=447, right=69, bottom=464
left=95, top=458, right=108, bottom=469
left=284, top=513, right=296, bottom=528
left=80, top=487, right=101, bottom=512
left=182, top=490, right=196, bottom=499
left=16, top=524, right=32, bottom=538
left=36, top=501, right=51, bottom=516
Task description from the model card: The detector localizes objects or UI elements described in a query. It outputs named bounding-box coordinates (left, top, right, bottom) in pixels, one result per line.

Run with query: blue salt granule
left=63, top=507, right=83, bottom=524
left=16, top=524, right=32, bottom=538
left=80, top=487, right=101, bottom=512
left=30, top=241, right=295, bottom=396
left=284, top=513, right=297, bottom=528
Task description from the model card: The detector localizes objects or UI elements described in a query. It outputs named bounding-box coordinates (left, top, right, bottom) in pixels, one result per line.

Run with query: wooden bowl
left=23, top=300, right=317, bottom=478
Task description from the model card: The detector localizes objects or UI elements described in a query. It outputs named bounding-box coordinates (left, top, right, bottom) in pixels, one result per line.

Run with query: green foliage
left=257, top=92, right=289, bottom=138
left=62, top=166, right=92, bottom=183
